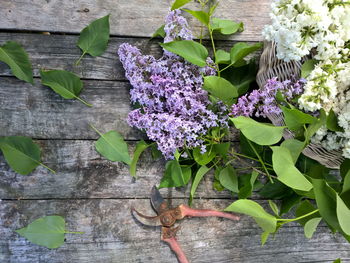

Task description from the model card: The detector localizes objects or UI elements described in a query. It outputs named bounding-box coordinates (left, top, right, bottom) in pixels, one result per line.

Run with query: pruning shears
left=131, top=186, right=240, bottom=263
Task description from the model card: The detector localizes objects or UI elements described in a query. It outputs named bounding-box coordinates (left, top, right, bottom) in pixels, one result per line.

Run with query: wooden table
left=1, top=1, right=350, bottom=262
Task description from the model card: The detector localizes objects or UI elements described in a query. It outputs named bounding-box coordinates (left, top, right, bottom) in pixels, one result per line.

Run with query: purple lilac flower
left=118, top=10, right=226, bottom=159
left=231, top=77, right=306, bottom=118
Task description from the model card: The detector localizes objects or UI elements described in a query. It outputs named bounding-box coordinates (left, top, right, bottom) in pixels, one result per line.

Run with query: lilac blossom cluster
left=231, top=77, right=306, bottom=118
left=118, top=10, right=225, bottom=159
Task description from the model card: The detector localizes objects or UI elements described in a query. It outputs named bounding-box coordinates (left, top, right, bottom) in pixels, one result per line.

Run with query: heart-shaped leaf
left=40, top=70, right=92, bottom=107
left=215, top=49, right=230, bottom=64
left=183, top=9, right=209, bottom=25
left=171, top=0, right=192, bottom=10
left=225, top=199, right=277, bottom=233
left=211, top=18, right=244, bottom=35
left=159, top=160, right=191, bottom=188
left=76, top=15, right=110, bottom=64
left=16, top=216, right=83, bottom=249
left=304, top=217, right=322, bottom=238
left=203, top=76, right=238, bottom=105
left=230, top=42, right=262, bottom=65
left=193, top=146, right=216, bottom=165
left=281, top=106, right=317, bottom=131
left=271, top=146, right=313, bottom=192
left=190, top=165, right=211, bottom=204
left=130, top=140, right=151, bottom=177
left=219, top=165, right=238, bottom=192
left=0, top=136, right=54, bottom=175
left=0, top=41, right=33, bottom=84
left=160, top=40, right=208, bottom=67
left=91, top=125, right=131, bottom=165
left=231, top=117, right=284, bottom=145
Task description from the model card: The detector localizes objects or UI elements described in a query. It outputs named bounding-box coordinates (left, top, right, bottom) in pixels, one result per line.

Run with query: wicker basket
left=256, top=41, right=344, bottom=169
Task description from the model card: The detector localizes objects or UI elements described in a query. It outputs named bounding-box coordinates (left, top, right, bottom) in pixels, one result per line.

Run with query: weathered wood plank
left=1, top=199, right=349, bottom=263
left=0, top=77, right=239, bottom=140
left=0, top=33, right=259, bottom=81
left=0, top=140, right=246, bottom=200
left=0, top=0, right=271, bottom=41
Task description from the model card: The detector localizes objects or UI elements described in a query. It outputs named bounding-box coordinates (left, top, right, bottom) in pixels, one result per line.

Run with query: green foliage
left=280, top=106, right=317, bottom=131
left=231, top=117, right=284, bottom=145
left=230, top=42, right=262, bottom=66
left=225, top=199, right=277, bottom=233
left=15, top=216, right=83, bottom=249
left=183, top=9, right=209, bottom=25
left=336, top=194, right=350, bottom=235
left=0, top=41, right=33, bottom=84
left=268, top=200, right=279, bottom=216
left=161, top=40, right=208, bottom=67
left=296, top=200, right=320, bottom=226
left=193, top=146, right=216, bottom=165
left=190, top=165, right=211, bottom=204
left=203, top=76, right=238, bottom=105
left=159, top=160, right=191, bottom=188
left=327, top=109, right=343, bottom=132
left=219, top=165, right=238, bottom=192
left=301, top=59, right=317, bottom=78
left=0, top=136, right=54, bottom=175
left=238, top=171, right=258, bottom=199
left=77, top=15, right=110, bottom=63
left=271, top=146, right=313, bottom=191
left=152, top=25, right=166, bottom=38
left=211, top=18, right=244, bottom=35
left=40, top=70, right=92, bottom=107
left=215, top=49, right=230, bottom=64
left=171, top=0, right=192, bottom=10
left=90, top=125, right=131, bottom=165
left=280, top=139, right=305, bottom=164
left=304, top=217, right=322, bottom=238
left=130, top=141, right=151, bottom=177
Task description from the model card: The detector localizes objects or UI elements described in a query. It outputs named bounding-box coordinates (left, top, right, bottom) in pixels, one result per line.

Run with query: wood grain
left=0, top=140, right=250, bottom=200
left=1, top=199, right=349, bottom=263
left=0, top=0, right=271, bottom=41
left=0, top=33, right=259, bottom=81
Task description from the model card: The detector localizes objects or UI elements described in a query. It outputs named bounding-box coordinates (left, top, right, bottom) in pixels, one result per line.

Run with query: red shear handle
left=162, top=236, right=189, bottom=263
left=179, top=204, right=240, bottom=221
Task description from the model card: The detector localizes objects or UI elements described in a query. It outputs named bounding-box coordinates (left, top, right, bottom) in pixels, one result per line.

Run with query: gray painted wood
left=0, top=77, right=239, bottom=140
left=0, top=140, right=250, bottom=200
left=0, top=33, right=259, bottom=81
left=1, top=199, right=349, bottom=263
left=0, top=0, right=271, bottom=41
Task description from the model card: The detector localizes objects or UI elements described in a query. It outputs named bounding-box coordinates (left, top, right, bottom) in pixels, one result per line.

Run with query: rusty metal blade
left=131, top=207, right=162, bottom=226
left=151, top=185, right=165, bottom=214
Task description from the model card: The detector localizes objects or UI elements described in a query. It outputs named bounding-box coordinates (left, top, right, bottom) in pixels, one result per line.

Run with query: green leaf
left=219, top=165, right=238, bottom=192
left=304, top=109, right=326, bottom=142
left=183, top=9, right=209, bottom=25
left=304, top=217, right=322, bottom=238
left=159, top=160, right=191, bottom=188
left=0, top=41, right=33, bottom=84
left=15, top=216, right=82, bottom=249
left=268, top=200, right=279, bottom=216
left=130, top=141, right=151, bottom=177
left=190, top=165, right=211, bottom=204
left=261, top=231, right=270, bottom=246
left=40, top=70, right=92, bottom=107
left=280, top=139, right=305, bottom=164
left=231, top=117, right=284, bottom=146
left=333, top=259, right=342, bottom=263
left=193, top=146, right=216, bottom=165
left=301, top=59, right=317, bottom=78
left=0, top=136, right=54, bottom=175
left=171, top=0, right=192, bottom=10
left=212, top=142, right=230, bottom=157
left=271, top=146, right=313, bottom=191
left=327, top=109, right=343, bottom=132
left=160, top=40, right=208, bottom=67
left=340, top=159, right=350, bottom=179
left=215, top=49, right=230, bottom=64
left=152, top=25, right=166, bottom=38
left=230, top=42, right=262, bottom=65
left=336, top=194, right=350, bottom=235
left=342, top=169, right=350, bottom=194
left=281, top=106, right=317, bottom=131
left=211, top=18, right=244, bottom=35
left=77, top=15, right=110, bottom=63
left=203, top=76, right=238, bottom=105
left=312, top=179, right=341, bottom=232
left=90, top=125, right=131, bottom=165
left=238, top=171, right=258, bottom=199
left=280, top=194, right=302, bottom=215
left=225, top=199, right=277, bottom=233
left=296, top=200, right=319, bottom=226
